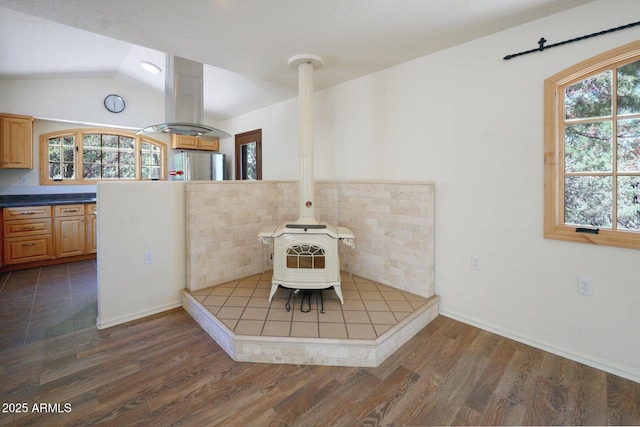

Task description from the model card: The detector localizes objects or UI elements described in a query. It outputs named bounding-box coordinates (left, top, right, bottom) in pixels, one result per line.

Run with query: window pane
left=141, top=166, right=150, bottom=179
left=565, top=122, right=612, bottom=172
left=63, top=163, right=75, bottom=179
left=63, top=136, right=74, bottom=147
left=84, top=149, right=101, bottom=163
left=84, top=164, right=100, bottom=179
left=49, top=163, right=61, bottom=180
left=617, top=60, right=640, bottom=115
left=102, top=150, right=119, bottom=163
left=120, top=151, right=135, bottom=165
left=151, top=166, right=160, bottom=180
left=617, top=176, right=640, bottom=230
left=119, top=165, right=135, bottom=178
left=617, top=119, right=640, bottom=172
left=119, top=136, right=134, bottom=149
left=49, top=146, right=61, bottom=162
left=102, top=165, right=118, bottom=178
left=63, top=148, right=74, bottom=162
left=84, top=134, right=100, bottom=147
left=102, top=135, right=118, bottom=148
left=565, top=71, right=612, bottom=119
left=241, top=142, right=257, bottom=180
left=565, top=176, right=613, bottom=228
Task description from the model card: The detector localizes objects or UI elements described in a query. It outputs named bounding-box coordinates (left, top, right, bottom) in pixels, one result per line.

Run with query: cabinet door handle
left=62, top=209, right=79, bottom=213
left=20, top=211, right=36, bottom=215
left=22, top=226, right=36, bottom=230
left=21, top=243, right=36, bottom=247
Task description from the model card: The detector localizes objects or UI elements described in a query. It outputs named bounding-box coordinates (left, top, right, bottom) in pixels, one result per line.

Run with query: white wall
left=220, top=0, right=640, bottom=382
left=96, top=181, right=186, bottom=329
left=0, top=78, right=164, bottom=130
left=0, top=77, right=230, bottom=193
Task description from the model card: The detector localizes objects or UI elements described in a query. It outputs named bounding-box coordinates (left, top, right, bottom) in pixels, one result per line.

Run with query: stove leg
left=268, top=283, right=279, bottom=302
left=333, top=285, right=344, bottom=304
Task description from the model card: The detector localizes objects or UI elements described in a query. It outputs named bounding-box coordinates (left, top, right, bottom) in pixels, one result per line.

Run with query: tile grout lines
left=194, top=272, right=427, bottom=340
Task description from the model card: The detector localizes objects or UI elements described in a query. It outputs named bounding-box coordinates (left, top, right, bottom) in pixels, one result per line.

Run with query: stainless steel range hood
left=138, top=54, right=230, bottom=139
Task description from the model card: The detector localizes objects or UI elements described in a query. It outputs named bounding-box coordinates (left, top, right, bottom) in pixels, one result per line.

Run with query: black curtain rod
left=503, top=20, right=640, bottom=60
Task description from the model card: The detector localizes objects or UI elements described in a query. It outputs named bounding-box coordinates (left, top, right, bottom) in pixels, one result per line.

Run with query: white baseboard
left=96, top=301, right=183, bottom=330
left=440, top=309, right=640, bottom=384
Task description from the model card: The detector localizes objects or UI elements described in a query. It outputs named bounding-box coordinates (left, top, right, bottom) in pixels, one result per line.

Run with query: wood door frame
left=235, top=129, right=262, bottom=180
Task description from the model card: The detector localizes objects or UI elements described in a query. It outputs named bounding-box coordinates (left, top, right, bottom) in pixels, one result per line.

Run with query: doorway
left=235, top=129, right=262, bottom=180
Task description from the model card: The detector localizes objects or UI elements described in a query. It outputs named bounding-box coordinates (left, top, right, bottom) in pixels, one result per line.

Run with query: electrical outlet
left=471, top=256, right=481, bottom=271
left=577, top=277, right=593, bottom=296
left=144, top=250, right=153, bottom=265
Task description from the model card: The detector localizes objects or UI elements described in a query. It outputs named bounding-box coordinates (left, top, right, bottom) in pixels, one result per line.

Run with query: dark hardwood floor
left=1, top=262, right=639, bottom=426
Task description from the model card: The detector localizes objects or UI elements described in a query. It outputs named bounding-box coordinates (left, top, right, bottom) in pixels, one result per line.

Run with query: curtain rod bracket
left=538, top=37, right=546, bottom=51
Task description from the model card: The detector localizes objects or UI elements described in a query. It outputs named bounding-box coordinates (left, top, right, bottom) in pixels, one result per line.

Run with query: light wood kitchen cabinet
left=3, top=206, right=54, bottom=264
left=0, top=113, right=34, bottom=169
left=85, top=204, right=97, bottom=254
left=54, top=204, right=86, bottom=257
left=1, top=202, right=96, bottom=268
left=171, top=134, right=219, bottom=151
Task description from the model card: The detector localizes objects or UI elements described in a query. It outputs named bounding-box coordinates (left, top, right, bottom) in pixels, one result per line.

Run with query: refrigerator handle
left=185, top=155, right=190, bottom=181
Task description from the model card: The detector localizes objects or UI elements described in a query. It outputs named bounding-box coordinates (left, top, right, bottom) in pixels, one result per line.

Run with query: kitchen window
left=40, top=129, right=166, bottom=184
left=544, top=40, right=640, bottom=250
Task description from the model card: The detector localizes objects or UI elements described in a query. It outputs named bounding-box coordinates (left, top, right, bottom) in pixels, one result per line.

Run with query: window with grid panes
left=40, top=128, right=166, bottom=184
left=544, top=40, right=640, bottom=250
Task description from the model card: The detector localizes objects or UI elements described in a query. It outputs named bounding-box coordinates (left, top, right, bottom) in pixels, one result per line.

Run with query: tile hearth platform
left=183, top=271, right=440, bottom=367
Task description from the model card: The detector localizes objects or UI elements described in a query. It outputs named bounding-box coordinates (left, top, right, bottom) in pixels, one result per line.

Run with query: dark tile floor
left=0, top=260, right=97, bottom=350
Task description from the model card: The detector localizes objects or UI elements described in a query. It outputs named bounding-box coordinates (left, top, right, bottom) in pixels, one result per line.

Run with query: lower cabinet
left=54, top=204, right=86, bottom=257
left=85, top=204, right=97, bottom=254
left=3, top=206, right=54, bottom=264
left=2, top=203, right=96, bottom=267
left=4, top=234, right=54, bottom=264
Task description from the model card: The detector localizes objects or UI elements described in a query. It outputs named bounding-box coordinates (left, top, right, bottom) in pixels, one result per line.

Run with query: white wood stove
left=259, top=54, right=354, bottom=304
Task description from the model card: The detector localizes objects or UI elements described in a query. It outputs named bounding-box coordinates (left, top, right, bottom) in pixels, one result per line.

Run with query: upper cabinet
left=0, top=113, right=34, bottom=169
left=171, top=134, right=219, bottom=151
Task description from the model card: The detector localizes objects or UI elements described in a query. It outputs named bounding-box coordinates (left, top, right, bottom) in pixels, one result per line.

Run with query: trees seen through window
left=40, top=129, right=166, bottom=184
left=545, top=40, right=640, bottom=249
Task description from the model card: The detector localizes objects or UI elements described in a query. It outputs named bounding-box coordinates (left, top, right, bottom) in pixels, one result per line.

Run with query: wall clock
left=104, top=94, right=125, bottom=113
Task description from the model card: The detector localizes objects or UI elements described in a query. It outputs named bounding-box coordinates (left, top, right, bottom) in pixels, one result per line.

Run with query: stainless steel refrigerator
left=172, top=151, right=226, bottom=181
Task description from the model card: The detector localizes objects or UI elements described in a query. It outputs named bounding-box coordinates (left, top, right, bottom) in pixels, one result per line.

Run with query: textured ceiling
left=0, top=0, right=595, bottom=120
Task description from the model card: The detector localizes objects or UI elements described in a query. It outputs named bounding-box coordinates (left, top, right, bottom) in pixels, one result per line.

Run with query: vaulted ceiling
left=0, top=0, right=594, bottom=121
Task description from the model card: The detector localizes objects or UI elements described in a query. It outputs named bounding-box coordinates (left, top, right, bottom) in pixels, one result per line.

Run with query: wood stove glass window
left=286, top=244, right=325, bottom=269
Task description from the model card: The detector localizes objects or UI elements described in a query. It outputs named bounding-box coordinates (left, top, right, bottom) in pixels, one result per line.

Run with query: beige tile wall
left=186, top=181, right=434, bottom=298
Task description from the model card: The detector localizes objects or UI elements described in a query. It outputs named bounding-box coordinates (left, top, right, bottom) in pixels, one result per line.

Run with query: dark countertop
left=0, top=193, right=96, bottom=208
